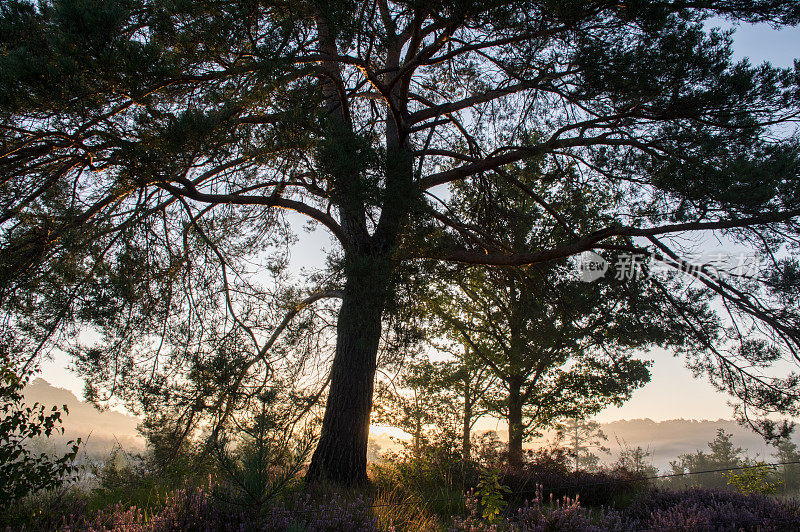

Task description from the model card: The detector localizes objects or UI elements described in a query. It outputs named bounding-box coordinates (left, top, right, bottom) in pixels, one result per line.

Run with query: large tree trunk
left=305, top=11, right=412, bottom=477
left=507, top=378, right=524, bottom=470
left=305, top=257, right=390, bottom=485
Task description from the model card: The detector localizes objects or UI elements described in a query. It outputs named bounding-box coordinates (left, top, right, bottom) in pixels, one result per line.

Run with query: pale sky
left=39, top=21, right=800, bottom=424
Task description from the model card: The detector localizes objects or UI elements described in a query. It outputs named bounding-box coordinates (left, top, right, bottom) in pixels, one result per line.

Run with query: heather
left=6, top=486, right=371, bottom=531
left=624, top=488, right=800, bottom=531
left=449, top=487, right=800, bottom=531
left=6, top=476, right=800, bottom=531
left=497, top=457, right=647, bottom=509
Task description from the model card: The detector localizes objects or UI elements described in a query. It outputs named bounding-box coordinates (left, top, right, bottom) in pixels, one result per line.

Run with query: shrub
left=372, top=441, right=648, bottom=521
left=476, top=468, right=511, bottom=520
left=0, top=345, right=81, bottom=510
left=1, top=486, right=91, bottom=530
left=499, top=454, right=647, bottom=508
left=85, top=444, right=208, bottom=517
left=212, top=403, right=316, bottom=510
left=726, top=462, right=781, bottom=495
left=449, top=484, right=624, bottom=532
left=369, top=445, right=473, bottom=517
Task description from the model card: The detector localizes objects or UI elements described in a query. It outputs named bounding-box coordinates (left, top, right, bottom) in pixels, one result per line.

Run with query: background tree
left=446, top=346, right=500, bottom=464
left=668, top=428, right=746, bottom=489
left=557, top=417, right=610, bottom=473
left=726, top=460, right=782, bottom=495
left=429, top=171, right=686, bottom=468
left=374, top=346, right=498, bottom=463
left=772, top=436, right=800, bottom=494
left=373, top=359, right=454, bottom=461
left=612, top=440, right=658, bottom=478
left=2, top=0, right=800, bottom=485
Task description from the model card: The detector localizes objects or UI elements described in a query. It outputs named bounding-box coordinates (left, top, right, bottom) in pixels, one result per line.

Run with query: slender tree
left=373, top=359, right=453, bottom=460
left=557, top=417, right=609, bottom=472
left=449, top=346, right=499, bottom=464
left=2, top=1, right=800, bottom=484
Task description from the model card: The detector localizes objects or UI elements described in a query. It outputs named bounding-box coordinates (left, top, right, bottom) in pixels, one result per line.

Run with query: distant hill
left=21, top=378, right=145, bottom=456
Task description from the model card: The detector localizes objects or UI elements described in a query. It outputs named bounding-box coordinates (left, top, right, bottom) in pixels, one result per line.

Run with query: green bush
left=87, top=445, right=174, bottom=515
left=211, top=392, right=317, bottom=511
left=726, top=462, right=781, bottom=495
left=476, top=467, right=511, bottom=520
left=0, top=343, right=81, bottom=510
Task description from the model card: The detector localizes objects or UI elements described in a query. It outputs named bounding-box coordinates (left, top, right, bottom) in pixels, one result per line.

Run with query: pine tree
left=670, top=428, right=745, bottom=488
left=428, top=170, right=674, bottom=468
left=2, top=1, right=800, bottom=484
left=558, top=418, right=609, bottom=472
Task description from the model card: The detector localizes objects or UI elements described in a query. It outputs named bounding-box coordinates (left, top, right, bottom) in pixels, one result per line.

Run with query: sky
left=39, top=20, right=800, bottom=424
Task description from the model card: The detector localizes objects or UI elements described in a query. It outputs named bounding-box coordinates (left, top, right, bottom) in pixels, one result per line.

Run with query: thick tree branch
left=156, top=181, right=347, bottom=243
left=411, top=210, right=800, bottom=266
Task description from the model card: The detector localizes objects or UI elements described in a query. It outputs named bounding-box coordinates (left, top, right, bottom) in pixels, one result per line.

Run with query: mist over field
left=22, top=379, right=144, bottom=457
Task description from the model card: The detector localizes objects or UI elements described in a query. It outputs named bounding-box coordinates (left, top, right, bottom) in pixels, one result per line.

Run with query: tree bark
left=305, top=257, right=390, bottom=485
left=508, top=378, right=524, bottom=470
